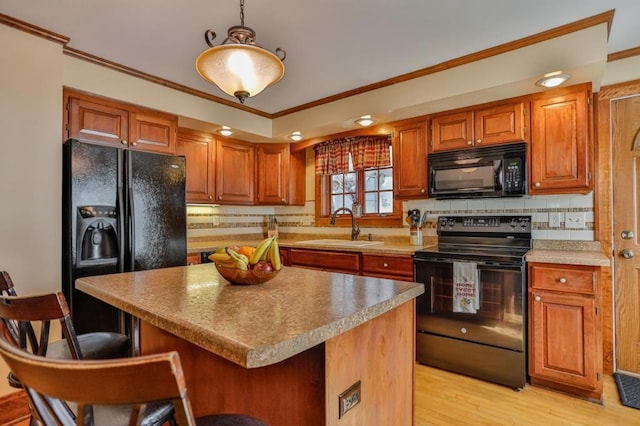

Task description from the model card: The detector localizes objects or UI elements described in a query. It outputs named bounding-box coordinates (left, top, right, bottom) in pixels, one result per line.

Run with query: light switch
left=565, top=212, right=584, bottom=229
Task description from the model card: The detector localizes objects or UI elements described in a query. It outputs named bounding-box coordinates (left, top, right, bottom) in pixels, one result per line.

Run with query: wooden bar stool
left=0, top=292, right=176, bottom=425
left=0, top=271, right=131, bottom=364
left=0, top=327, right=266, bottom=425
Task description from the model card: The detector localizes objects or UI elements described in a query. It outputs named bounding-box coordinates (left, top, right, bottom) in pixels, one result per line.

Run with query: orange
left=237, top=246, right=256, bottom=259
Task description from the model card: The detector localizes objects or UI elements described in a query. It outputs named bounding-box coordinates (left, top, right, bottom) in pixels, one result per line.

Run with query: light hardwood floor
left=8, top=364, right=640, bottom=425
left=416, top=364, right=640, bottom=425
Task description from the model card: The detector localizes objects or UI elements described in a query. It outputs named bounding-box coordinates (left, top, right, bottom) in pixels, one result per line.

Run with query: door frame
left=595, top=78, right=640, bottom=374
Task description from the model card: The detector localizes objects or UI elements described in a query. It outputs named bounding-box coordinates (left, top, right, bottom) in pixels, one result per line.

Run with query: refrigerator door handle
left=128, top=186, right=135, bottom=271
left=117, top=152, right=126, bottom=273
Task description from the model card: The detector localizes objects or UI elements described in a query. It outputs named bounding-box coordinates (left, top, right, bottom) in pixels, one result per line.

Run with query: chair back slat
left=0, top=336, right=195, bottom=425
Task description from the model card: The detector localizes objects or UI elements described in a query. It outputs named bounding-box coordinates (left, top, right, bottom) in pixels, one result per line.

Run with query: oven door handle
left=414, top=257, right=523, bottom=268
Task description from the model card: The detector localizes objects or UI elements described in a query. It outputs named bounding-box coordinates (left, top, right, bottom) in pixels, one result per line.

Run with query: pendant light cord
left=240, top=0, right=245, bottom=26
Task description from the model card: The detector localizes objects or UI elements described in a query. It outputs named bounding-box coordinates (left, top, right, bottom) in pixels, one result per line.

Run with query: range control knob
left=509, top=218, right=518, bottom=228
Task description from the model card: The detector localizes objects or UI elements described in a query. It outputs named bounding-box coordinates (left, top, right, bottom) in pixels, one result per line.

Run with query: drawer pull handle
left=383, top=262, right=388, bottom=268
left=559, top=277, right=567, bottom=284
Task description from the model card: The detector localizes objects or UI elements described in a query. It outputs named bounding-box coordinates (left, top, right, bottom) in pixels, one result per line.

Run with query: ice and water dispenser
left=76, top=205, right=118, bottom=268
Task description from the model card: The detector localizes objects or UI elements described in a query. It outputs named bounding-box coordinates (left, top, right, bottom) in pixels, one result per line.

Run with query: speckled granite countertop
left=75, top=264, right=424, bottom=369
left=525, top=249, right=610, bottom=266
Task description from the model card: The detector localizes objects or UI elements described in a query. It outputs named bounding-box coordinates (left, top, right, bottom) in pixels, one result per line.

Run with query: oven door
left=414, top=256, right=525, bottom=351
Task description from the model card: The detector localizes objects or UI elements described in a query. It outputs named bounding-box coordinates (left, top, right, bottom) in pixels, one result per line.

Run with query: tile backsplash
left=187, top=192, right=594, bottom=242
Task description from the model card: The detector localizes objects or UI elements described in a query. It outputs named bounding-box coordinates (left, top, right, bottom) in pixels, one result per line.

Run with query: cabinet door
left=67, top=96, right=128, bottom=147
left=176, top=129, right=216, bottom=203
left=474, top=102, right=524, bottom=146
left=256, top=144, right=289, bottom=205
left=529, top=291, right=599, bottom=391
left=129, top=109, right=177, bottom=154
left=393, top=121, right=427, bottom=199
left=430, top=112, right=473, bottom=152
left=530, top=88, right=591, bottom=194
left=216, top=139, right=255, bottom=205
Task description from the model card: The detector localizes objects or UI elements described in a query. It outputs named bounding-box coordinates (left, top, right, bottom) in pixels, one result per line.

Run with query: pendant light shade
left=195, top=1, right=286, bottom=104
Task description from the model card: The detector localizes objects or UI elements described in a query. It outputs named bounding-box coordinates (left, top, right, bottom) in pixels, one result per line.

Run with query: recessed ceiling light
left=355, top=115, right=375, bottom=127
left=217, top=126, right=234, bottom=137
left=289, top=131, right=303, bottom=141
left=535, top=71, right=571, bottom=88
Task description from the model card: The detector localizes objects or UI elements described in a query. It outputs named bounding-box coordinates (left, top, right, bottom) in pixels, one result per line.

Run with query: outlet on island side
left=338, top=380, right=361, bottom=419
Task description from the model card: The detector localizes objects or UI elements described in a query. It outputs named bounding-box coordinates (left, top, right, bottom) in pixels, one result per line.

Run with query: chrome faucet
left=330, top=207, right=360, bottom=241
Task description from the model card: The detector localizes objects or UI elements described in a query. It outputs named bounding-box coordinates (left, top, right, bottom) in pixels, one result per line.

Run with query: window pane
left=331, top=175, right=342, bottom=194
left=379, top=168, right=393, bottom=190
left=379, top=191, right=394, bottom=213
left=364, top=170, right=378, bottom=191
left=332, top=194, right=344, bottom=210
left=364, top=192, right=378, bottom=214
left=345, top=172, right=357, bottom=193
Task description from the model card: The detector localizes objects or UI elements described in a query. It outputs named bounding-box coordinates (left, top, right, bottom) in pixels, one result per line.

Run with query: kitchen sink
left=295, top=239, right=384, bottom=247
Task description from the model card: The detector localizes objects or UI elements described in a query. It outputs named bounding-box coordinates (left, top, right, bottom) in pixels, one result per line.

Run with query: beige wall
left=0, top=25, right=64, bottom=395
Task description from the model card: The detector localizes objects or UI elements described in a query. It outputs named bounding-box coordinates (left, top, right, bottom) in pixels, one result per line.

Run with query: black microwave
left=428, top=142, right=527, bottom=199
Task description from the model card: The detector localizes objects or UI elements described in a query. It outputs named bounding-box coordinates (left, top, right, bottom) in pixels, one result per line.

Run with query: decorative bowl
left=214, top=263, right=280, bottom=285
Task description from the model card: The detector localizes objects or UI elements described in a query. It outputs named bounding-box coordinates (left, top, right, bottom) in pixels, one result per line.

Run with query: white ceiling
left=2, top=1, right=640, bottom=134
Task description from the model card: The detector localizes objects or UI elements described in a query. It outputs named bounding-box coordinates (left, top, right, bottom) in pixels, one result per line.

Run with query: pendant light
left=195, top=0, right=286, bottom=104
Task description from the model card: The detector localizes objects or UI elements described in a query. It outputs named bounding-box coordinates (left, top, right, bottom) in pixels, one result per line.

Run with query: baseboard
left=0, top=390, right=30, bottom=425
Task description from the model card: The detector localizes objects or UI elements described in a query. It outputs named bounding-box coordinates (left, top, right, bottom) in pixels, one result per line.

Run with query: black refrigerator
left=62, top=139, right=186, bottom=334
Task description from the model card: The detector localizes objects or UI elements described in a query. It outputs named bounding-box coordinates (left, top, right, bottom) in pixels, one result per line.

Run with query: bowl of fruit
left=208, top=237, right=282, bottom=285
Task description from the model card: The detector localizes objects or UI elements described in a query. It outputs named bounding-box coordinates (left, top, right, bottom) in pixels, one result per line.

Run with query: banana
left=250, top=236, right=275, bottom=265
left=226, top=247, right=249, bottom=270
left=268, top=238, right=282, bottom=271
left=208, top=252, right=233, bottom=263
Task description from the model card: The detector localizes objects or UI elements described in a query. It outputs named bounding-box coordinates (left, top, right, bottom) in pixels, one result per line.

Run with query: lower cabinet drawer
left=529, top=263, right=597, bottom=295
left=289, top=249, right=361, bottom=274
left=362, top=254, right=413, bottom=280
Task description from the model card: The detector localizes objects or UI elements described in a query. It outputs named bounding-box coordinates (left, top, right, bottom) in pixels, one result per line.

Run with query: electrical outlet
left=548, top=212, right=562, bottom=228
left=338, top=380, right=361, bottom=418
left=565, top=212, right=585, bottom=229
left=212, top=216, right=220, bottom=226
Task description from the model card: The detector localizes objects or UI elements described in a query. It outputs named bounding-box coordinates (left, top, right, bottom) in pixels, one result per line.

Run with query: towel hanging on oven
left=453, top=262, right=479, bottom=314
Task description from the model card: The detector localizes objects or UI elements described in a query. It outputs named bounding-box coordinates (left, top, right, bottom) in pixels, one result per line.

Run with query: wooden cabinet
left=215, top=139, right=255, bottom=205
left=529, top=84, right=592, bottom=194
left=528, top=262, right=602, bottom=400
left=289, top=249, right=361, bottom=275
left=256, top=144, right=290, bottom=205
left=430, top=102, right=525, bottom=152
left=176, top=128, right=216, bottom=203
left=187, top=252, right=202, bottom=265
left=361, top=254, right=413, bottom=280
left=64, top=89, right=177, bottom=154
left=393, top=120, right=428, bottom=199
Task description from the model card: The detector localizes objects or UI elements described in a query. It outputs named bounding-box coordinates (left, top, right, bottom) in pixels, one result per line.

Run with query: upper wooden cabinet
left=176, top=128, right=216, bottom=203
left=430, top=102, right=525, bottom=152
left=529, top=84, right=592, bottom=194
left=393, top=120, right=428, bottom=199
left=215, top=139, right=255, bottom=205
left=64, top=89, right=177, bottom=154
left=256, top=144, right=290, bottom=205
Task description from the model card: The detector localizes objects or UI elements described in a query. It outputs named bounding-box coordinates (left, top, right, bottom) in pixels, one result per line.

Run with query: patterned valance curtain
left=314, top=135, right=392, bottom=175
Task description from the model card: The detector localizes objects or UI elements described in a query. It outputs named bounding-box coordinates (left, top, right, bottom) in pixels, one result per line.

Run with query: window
left=315, top=137, right=402, bottom=227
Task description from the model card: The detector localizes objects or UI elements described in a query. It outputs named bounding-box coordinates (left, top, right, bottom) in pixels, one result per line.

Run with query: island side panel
left=140, top=321, right=326, bottom=425
left=325, top=300, right=416, bottom=426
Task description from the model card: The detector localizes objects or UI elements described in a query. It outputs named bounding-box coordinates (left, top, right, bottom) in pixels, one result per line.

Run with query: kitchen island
left=76, top=263, right=424, bottom=426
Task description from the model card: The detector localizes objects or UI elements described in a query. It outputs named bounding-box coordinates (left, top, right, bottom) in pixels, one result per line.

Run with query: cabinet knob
left=476, top=139, right=482, bottom=144
left=621, top=249, right=634, bottom=259
left=535, top=182, right=541, bottom=187
left=535, top=296, right=541, bottom=302
left=383, top=262, right=389, bottom=268
left=421, top=188, right=426, bottom=193
left=121, top=140, right=128, bottom=145
left=131, top=141, right=137, bottom=146
left=281, top=198, right=286, bottom=202
left=467, top=141, right=473, bottom=145
left=208, top=195, right=213, bottom=200
left=218, top=196, right=222, bottom=200
left=558, top=277, right=567, bottom=284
